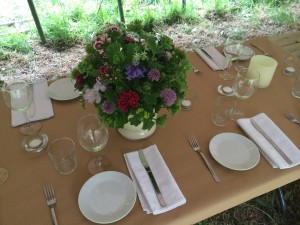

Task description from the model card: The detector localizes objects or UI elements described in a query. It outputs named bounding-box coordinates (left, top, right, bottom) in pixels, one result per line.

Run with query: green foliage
left=268, top=7, right=295, bottom=25
left=0, top=33, right=31, bottom=54
left=43, top=13, right=78, bottom=51
left=1, top=0, right=298, bottom=55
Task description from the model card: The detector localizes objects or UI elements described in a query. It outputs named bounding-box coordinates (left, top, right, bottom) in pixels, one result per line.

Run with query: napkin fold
left=11, top=80, right=54, bottom=127
left=237, top=113, right=300, bottom=169
left=124, top=144, right=186, bottom=215
left=194, top=46, right=228, bottom=71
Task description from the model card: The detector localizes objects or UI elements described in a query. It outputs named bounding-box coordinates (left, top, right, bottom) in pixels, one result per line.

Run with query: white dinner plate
left=224, top=45, right=255, bottom=61
left=209, top=132, right=260, bottom=171
left=47, top=77, right=80, bottom=100
left=78, top=171, right=136, bottom=224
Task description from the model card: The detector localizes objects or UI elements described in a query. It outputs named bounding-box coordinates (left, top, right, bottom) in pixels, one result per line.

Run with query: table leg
left=276, top=188, right=287, bottom=217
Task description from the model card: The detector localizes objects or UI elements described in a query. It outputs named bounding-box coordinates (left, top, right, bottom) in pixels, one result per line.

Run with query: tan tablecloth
left=1, top=37, right=299, bottom=225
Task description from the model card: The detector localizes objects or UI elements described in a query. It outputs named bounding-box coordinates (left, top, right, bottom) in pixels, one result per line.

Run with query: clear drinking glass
left=2, top=79, right=41, bottom=135
left=230, top=67, right=260, bottom=121
left=77, top=114, right=109, bottom=174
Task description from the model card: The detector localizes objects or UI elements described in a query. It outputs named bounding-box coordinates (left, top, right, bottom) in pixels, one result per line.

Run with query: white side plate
left=47, top=78, right=80, bottom=100
left=78, top=171, right=136, bottom=224
left=224, top=45, right=255, bottom=61
left=209, top=132, right=260, bottom=171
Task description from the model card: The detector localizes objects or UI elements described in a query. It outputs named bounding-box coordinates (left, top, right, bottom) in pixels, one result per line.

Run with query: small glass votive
left=180, top=89, right=198, bottom=110
left=22, top=132, right=48, bottom=153
left=283, top=56, right=296, bottom=76
left=47, top=137, right=77, bottom=175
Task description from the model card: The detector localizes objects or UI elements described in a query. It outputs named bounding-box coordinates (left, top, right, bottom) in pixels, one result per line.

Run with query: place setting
left=2, top=78, right=53, bottom=153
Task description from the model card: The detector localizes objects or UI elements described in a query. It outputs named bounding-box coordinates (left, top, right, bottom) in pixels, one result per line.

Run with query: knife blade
left=138, top=150, right=167, bottom=207
left=250, top=119, right=293, bottom=165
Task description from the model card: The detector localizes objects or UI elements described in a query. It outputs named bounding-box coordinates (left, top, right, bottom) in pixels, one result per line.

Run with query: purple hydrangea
left=160, top=88, right=176, bottom=106
left=101, top=101, right=115, bottom=114
left=148, top=69, right=160, bottom=81
left=125, top=62, right=147, bottom=80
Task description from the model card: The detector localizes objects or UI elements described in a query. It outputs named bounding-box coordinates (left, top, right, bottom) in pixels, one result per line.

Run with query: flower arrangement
left=72, top=20, right=191, bottom=130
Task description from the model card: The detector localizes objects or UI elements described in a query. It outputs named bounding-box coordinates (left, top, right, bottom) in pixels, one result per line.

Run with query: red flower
left=94, top=42, right=102, bottom=50
left=111, top=26, right=119, bottom=32
left=124, top=36, right=135, bottom=44
left=99, top=66, right=107, bottom=75
left=75, top=72, right=83, bottom=87
left=117, top=90, right=140, bottom=112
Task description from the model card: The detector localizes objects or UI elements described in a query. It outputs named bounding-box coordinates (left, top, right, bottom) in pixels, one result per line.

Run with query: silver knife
left=138, top=150, right=167, bottom=207
left=250, top=119, right=293, bottom=165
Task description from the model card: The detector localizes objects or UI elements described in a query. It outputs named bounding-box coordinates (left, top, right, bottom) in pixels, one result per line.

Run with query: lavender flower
left=125, top=62, right=147, bottom=80
left=83, top=82, right=105, bottom=104
left=96, top=79, right=107, bottom=92
left=101, top=101, right=115, bottom=114
left=160, top=88, right=176, bottom=106
left=148, top=69, right=160, bottom=81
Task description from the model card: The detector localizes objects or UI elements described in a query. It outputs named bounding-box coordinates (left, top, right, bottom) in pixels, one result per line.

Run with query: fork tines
left=285, top=112, right=300, bottom=124
left=44, top=184, right=56, bottom=202
left=189, top=135, right=199, bottom=150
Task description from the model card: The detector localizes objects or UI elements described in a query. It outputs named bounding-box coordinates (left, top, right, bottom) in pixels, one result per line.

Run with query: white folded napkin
left=12, top=80, right=54, bottom=127
left=194, top=46, right=229, bottom=71
left=237, top=113, right=300, bottom=169
left=124, top=144, right=186, bottom=215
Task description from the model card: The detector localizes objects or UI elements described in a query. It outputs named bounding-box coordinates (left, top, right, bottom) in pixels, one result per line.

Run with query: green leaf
left=156, top=114, right=167, bottom=127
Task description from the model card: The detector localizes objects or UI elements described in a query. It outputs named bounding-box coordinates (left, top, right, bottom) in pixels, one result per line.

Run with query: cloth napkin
left=124, top=144, right=186, bottom=215
left=11, top=80, right=54, bottom=127
left=237, top=113, right=300, bottom=169
left=194, top=46, right=228, bottom=71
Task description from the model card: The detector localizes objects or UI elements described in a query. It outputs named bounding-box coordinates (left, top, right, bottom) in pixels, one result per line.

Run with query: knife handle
left=146, top=169, right=167, bottom=207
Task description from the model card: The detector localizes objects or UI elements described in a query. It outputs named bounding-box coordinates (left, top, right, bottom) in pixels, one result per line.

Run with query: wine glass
left=77, top=114, right=109, bottom=174
left=219, top=40, right=243, bottom=81
left=234, top=43, right=245, bottom=71
left=230, top=67, right=260, bottom=121
left=2, top=79, right=41, bottom=135
left=2, top=79, right=48, bottom=152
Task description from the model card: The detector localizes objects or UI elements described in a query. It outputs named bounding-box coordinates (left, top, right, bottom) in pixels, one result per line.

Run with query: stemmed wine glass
left=2, top=79, right=48, bottom=152
left=77, top=114, right=109, bottom=174
left=219, top=40, right=243, bottom=81
left=230, top=67, right=260, bottom=121
left=2, top=79, right=41, bottom=135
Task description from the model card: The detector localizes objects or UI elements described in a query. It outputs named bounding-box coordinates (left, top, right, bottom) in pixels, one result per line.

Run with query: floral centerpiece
left=72, top=20, right=191, bottom=132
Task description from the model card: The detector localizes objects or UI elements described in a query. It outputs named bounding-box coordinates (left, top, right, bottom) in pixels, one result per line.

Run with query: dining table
left=1, top=37, right=300, bottom=225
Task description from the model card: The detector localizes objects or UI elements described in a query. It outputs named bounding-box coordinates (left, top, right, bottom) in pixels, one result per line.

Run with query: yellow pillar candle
left=247, top=55, right=278, bottom=88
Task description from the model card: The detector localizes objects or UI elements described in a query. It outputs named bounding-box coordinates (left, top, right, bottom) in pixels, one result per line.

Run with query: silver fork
left=43, top=185, right=58, bottom=225
left=250, top=43, right=272, bottom=57
left=189, top=136, right=221, bottom=183
left=285, top=112, right=300, bottom=126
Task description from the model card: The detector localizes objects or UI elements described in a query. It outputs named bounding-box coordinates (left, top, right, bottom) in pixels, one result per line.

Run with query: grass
left=198, top=179, right=300, bottom=225
left=1, top=0, right=298, bottom=52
